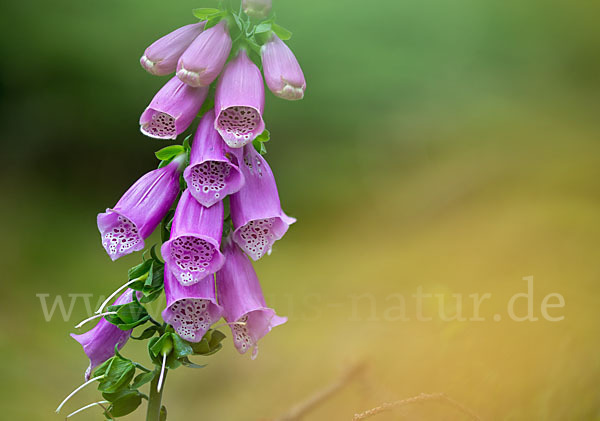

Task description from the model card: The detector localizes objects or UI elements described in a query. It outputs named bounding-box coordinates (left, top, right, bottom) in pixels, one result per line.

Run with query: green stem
left=146, top=371, right=167, bottom=421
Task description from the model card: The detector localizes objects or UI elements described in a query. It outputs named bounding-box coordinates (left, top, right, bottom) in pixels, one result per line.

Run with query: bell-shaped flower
left=230, top=145, right=295, bottom=261
left=243, top=0, right=272, bottom=19
left=216, top=237, right=287, bottom=358
left=214, top=49, right=265, bottom=148
left=140, top=22, right=205, bottom=76
left=70, top=289, right=135, bottom=380
left=176, top=20, right=232, bottom=88
left=183, top=109, right=245, bottom=207
left=162, top=269, right=223, bottom=342
left=97, top=156, right=183, bottom=261
left=262, top=34, right=306, bottom=101
left=161, top=190, right=226, bottom=286
left=140, top=76, right=208, bottom=140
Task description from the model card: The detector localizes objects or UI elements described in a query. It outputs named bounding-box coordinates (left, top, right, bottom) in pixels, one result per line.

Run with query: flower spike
left=97, top=156, right=183, bottom=261
left=141, top=22, right=205, bottom=76
left=140, top=76, right=208, bottom=140
left=162, top=270, right=223, bottom=342
left=216, top=237, right=287, bottom=358
left=215, top=50, right=266, bottom=148
left=230, top=145, right=296, bottom=260
left=161, top=190, right=226, bottom=286
left=183, top=109, right=245, bottom=207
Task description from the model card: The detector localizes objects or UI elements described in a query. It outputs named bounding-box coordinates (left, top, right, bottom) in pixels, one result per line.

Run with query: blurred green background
left=1, top=0, right=599, bottom=419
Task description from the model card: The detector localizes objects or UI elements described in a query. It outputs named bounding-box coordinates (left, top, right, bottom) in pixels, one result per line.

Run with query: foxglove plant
left=59, top=2, right=305, bottom=420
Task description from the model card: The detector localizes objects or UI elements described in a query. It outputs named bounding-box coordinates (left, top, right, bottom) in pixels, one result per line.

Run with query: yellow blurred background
left=1, top=0, right=599, bottom=419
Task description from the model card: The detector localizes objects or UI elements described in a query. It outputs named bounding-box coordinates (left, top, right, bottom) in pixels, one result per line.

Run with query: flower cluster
left=59, top=2, right=305, bottom=418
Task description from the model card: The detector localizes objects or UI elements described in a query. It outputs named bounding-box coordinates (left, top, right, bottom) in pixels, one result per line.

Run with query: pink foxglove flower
left=71, top=289, right=135, bottom=380
left=162, top=269, right=222, bottom=343
left=242, top=0, right=272, bottom=19
left=214, top=50, right=265, bottom=148
left=161, top=190, right=226, bottom=286
left=140, top=22, right=205, bottom=76
left=140, top=76, right=208, bottom=140
left=262, top=34, right=306, bottom=100
left=216, top=237, right=286, bottom=358
left=231, top=145, right=295, bottom=260
left=176, top=21, right=232, bottom=88
left=183, top=109, right=245, bottom=207
left=97, top=156, right=183, bottom=261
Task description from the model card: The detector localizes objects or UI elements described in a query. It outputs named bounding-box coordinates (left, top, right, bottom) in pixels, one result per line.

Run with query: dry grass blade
left=352, top=392, right=482, bottom=421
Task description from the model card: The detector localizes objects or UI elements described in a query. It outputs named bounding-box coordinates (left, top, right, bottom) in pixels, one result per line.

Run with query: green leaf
left=131, top=371, right=157, bottom=389
left=131, top=325, right=159, bottom=340
left=255, top=129, right=270, bottom=143
left=160, top=405, right=167, bottom=421
left=160, top=209, right=175, bottom=244
left=182, top=135, right=192, bottom=153
left=128, top=260, right=153, bottom=281
left=103, top=389, right=143, bottom=417
left=140, top=289, right=163, bottom=304
left=171, top=334, right=194, bottom=360
left=116, top=301, right=148, bottom=325
left=204, top=14, right=224, bottom=30
left=254, top=22, right=272, bottom=34
left=208, top=329, right=227, bottom=348
left=97, top=356, right=136, bottom=394
left=155, top=145, right=184, bottom=161
left=253, top=139, right=268, bottom=155
left=188, top=329, right=226, bottom=356
left=149, top=244, right=163, bottom=264
left=180, top=357, right=207, bottom=369
left=192, top=8, right=221, bottom=20
left=272, top=23, right=292, bottom=40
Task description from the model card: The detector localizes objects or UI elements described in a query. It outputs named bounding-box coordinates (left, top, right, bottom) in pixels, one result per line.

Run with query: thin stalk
left=146, top=370, right=167, bottom=421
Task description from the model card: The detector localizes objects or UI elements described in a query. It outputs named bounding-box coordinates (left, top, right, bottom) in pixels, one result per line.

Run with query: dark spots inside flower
left=169, top=299, right=212, bottom=341
left=189, top=161, right=231, bottom=198
left=142, top=112, right=176, bottom=138
left=102, top=215, right=141, bottom=257
left=237, top=218, right=275, bottom=260
left=170, top=236, right=216, bottom=285
left=232, top=315, right=253, bottom=353
left=217, top=106, right=261, bottom=146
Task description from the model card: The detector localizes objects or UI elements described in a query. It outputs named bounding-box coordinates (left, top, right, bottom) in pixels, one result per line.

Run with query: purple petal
left=216, top=238, right=286, bottom=356
left=140, top=77, right=208, bottom=140
left=230, top=145, right=295, bottom=260
left=183, top=109, right=245, bottom=207
left=97, top=157, right=182, bottom=261
left=176, top=21, right=232, bottom=87
left=161, top=190, right=225, bottom=285
left=141, top=22, right=205, bottom=76
left=70, top=289, right=134, bottom=380
left=262, top=34, right=306, bottom=100
left=162, top=270, right=223, bottom=342
left=214, top=50, right=265, bottom=148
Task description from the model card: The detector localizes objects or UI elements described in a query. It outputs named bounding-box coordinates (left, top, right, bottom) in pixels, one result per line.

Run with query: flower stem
left=146, top=370, right=167, bottom=421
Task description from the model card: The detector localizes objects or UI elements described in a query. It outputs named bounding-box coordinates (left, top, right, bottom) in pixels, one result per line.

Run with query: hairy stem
left=146, top=370, right=167, bottom=421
